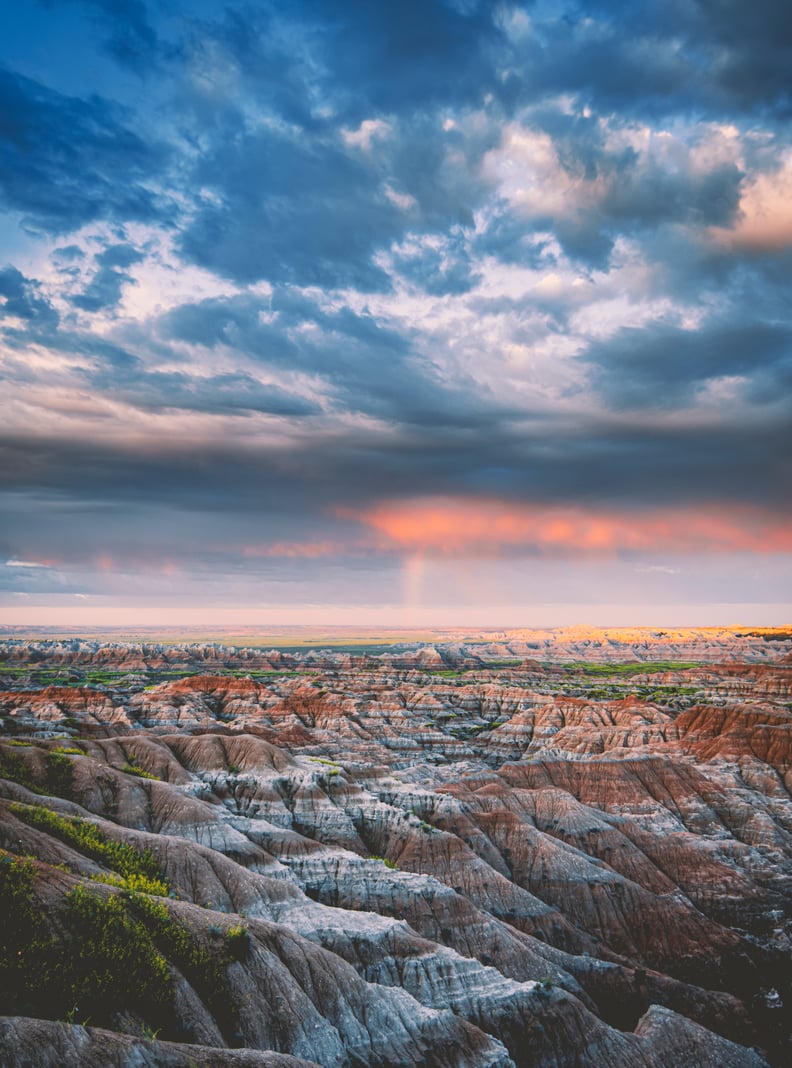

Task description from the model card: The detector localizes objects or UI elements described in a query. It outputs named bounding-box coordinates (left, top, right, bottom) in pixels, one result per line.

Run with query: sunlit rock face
left=0, top=631, right=790, bottom=1067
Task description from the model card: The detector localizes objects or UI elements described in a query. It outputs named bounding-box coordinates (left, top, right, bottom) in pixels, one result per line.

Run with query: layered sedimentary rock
left=0, top=633, right=789, bottom=1066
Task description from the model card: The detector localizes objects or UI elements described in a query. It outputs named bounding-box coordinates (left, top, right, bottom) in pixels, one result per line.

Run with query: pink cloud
left=711, top=154, right=792, bottom=252
left=346, top=498, right=792, bottom=557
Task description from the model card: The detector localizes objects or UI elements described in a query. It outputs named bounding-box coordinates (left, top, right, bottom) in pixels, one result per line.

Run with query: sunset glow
left=352, top=500, right=792, bottom=557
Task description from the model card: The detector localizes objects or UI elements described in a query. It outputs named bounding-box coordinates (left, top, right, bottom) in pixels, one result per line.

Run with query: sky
left=0, top=0, right=791, bottom=628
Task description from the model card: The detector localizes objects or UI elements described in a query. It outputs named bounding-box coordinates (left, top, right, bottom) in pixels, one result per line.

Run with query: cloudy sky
left=1, top=0, right=791, bottom=627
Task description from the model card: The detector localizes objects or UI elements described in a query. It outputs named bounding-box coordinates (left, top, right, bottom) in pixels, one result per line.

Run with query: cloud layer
left=1, top=0, right=791, bottom=621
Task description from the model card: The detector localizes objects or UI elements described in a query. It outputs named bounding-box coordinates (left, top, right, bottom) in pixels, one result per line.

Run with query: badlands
left=0, top=627, right=789, bottom=1067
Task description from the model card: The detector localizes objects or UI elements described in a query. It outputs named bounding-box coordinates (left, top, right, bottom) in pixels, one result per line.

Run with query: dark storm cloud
left=1, top=406, right=790, bottom=542
left=498, top=0, right=792, bottom=120
left=539, top=144, right=742, bottom=267
left=248, top=0, right=502, bottom=119
left=586, top=318, right=792, bottom=408
left=170, top=0, right=791, bottom=135
left=496, top=17, right=705, bottom=120
left=636, top=0, right=792, bottom=114
left=0, top=69, right=171, bottom=233
left=279, top=0, right=792, bottom=122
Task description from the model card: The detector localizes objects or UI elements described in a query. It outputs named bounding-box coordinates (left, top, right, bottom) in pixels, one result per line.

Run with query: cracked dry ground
left=0, top=646, right=790, bottom=1067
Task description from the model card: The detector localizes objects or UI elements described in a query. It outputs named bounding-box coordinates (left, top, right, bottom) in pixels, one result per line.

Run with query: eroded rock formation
left=0, top=631, right=789, bottom=1066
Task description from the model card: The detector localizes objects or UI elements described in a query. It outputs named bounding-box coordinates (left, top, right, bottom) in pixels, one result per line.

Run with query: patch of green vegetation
left=129, top=893, right=240, bottom=1036
left=0, top=859, right=171, bottom=1030
left=643, top=686, right=700, bottom=701
left=90, top=871, right=169, bottom=897
left=369, top=855, right=397, bottom=869
left=121, top=758, right=160, bottom=781
left=565, top=660, right=700, bottom=677
left=10, top=803, right=162, bottom=883
left=51, top=745, right=86, bottom=756
left=0, top=744, right=75, bottom=800
left=308, top=756, right=342, bottom=768
left=6, top=739, right=33, bottom=747
left=0, top=745, right=39, bottom=792
left=226, top=762, right=241, bottom=775
left=55, top=885, right=173, bottom=1025
left=0, top=668, right=139, bottom=691
left=0, top=848, right=247, bottom=1040
left=0, top=852, right=41, bottom=1003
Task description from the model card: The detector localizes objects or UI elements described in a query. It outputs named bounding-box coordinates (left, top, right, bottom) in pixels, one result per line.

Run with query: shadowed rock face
left=0, top=632, right=790, bottom=1066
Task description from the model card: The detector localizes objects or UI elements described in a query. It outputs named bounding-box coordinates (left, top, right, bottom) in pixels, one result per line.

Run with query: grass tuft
left=10, top=803, right=163, bottom=883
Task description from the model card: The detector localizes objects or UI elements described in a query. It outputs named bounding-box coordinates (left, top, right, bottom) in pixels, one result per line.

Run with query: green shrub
left=369, top=855, right=397, bottom=869
left=9, top=803, right=163, bottom=883
left=90, top=871, right=169, bottom=897
left=121, top=761, right=159, bottom=781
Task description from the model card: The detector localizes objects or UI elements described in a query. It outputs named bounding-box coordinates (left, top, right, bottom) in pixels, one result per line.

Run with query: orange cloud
left=345, top=498, right=792, bottom=556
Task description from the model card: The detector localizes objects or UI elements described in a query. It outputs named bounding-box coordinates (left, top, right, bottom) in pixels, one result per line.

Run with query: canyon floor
left=0, top=627, right=790, bottom=1067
